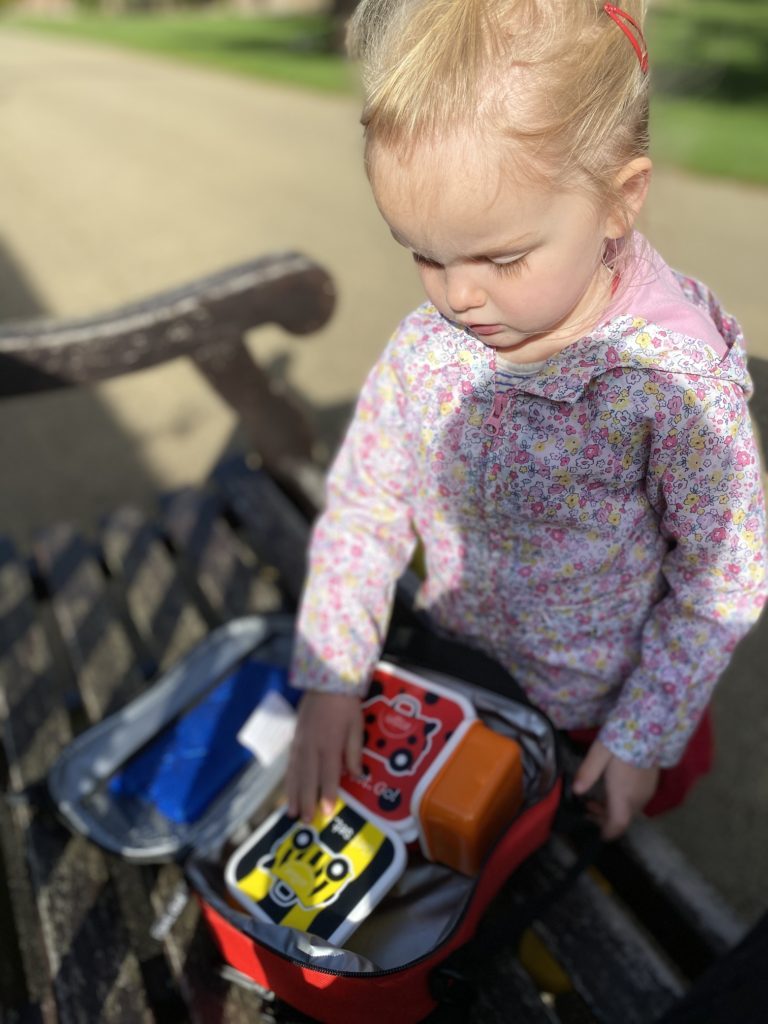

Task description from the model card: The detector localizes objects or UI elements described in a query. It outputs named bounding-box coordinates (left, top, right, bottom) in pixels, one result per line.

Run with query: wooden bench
left=0, top=254, right=759, bottom=1024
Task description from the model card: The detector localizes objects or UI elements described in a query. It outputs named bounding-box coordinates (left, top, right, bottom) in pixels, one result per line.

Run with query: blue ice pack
left=108, top=659, right=300, bottom=824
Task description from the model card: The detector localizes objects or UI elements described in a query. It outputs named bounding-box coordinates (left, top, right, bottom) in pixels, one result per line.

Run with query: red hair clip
left=603, top=4, right=649, bottom=74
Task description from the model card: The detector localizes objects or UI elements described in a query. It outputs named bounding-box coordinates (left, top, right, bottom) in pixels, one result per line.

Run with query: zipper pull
left=484, top=392, right=509, bottom=436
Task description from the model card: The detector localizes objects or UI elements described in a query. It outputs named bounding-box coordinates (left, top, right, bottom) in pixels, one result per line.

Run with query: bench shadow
left=0, top=239, right=190, bottom=546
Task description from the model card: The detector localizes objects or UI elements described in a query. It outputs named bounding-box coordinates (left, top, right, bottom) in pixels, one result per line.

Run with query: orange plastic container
left=412, top=721, right=525, bottom=875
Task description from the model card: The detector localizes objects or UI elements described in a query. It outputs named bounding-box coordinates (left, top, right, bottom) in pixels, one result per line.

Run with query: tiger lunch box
left=224, top=792, right=407, bottom=946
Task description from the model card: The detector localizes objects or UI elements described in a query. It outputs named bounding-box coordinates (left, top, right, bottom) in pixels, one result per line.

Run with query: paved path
left=1, top=26, right=766, bottom=922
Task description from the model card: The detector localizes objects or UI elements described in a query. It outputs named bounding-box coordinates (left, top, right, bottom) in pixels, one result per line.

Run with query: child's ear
left=605, top=156, right=652, bottom=239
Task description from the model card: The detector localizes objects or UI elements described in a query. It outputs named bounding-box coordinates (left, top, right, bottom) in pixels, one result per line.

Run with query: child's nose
left=444, top=269, right=485, bottom=314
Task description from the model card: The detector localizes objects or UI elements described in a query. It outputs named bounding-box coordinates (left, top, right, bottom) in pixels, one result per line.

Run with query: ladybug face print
left=362, top=691, right=440, bottom=776
left=342, top=666, right=475, bottom=837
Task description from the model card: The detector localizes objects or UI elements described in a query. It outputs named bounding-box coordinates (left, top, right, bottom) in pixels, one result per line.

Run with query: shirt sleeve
left=290, top=341, right=418, bottom=694
left=598, top=370, right=768, bottom=768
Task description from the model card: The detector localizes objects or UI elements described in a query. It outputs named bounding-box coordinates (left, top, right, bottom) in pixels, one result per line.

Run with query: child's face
left=371, top=139, right=623, bottom=363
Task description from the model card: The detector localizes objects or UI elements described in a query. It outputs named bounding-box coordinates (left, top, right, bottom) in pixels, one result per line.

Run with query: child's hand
left=285, top=691, right=363, bottom=823
left=572, top=740, right=660, bottom=840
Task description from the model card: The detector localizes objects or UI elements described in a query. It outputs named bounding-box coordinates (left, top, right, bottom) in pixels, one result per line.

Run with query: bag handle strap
left=384, top=599, right=534, bottom=709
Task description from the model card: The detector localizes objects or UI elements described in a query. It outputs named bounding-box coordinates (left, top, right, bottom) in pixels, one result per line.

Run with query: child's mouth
left=466, top=323, right=505, bottom=337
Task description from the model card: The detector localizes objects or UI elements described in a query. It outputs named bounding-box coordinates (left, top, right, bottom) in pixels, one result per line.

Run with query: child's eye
left=490, top=255, right=528, bottom=276
left=412, top=253, right=442, bottom=270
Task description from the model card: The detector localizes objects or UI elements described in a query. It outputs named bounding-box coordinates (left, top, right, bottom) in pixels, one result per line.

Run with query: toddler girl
left=286, top=0, right=767, bottom=838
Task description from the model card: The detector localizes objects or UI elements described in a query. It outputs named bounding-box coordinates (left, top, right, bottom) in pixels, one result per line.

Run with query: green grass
left=4, top=11, right=355, bottom=93
left=652, top=99, right=768, bottom=184
left=646, top=0, right=768, bottom=184
left=4, top=0, right=768, bottom=184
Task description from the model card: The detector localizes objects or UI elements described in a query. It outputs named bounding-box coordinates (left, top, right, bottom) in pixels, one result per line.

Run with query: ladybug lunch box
left=340, top=661, right=476, bottom=842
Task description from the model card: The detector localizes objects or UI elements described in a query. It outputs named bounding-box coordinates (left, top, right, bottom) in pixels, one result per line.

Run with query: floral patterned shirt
left=291, top=242, right=767, bottom=768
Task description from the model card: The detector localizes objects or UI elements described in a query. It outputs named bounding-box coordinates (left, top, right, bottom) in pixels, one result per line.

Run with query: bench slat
left=520, top=839, right=683, bottom=1024
left=161, top=487, right=286, bottom=622
left=33, top=525, right=192, bottom=1022
left=100, top=506, right=209, bottom=671
left=560, top=741, right=745, bottom=975
left=215, top=458, right=310, bottom=604
left=33, top=524, right=148, bottom=718
left=97, top=506, right=267, bottom=1023
left=0, top=535, right=154, bottom=1023
left=604, top=818, right=746, bottom=965
left=37, top=520, right=268, bottom=1024
left=0, top=538, right=61, bottom=1020
left=0, top=794, right=57, bottom=1023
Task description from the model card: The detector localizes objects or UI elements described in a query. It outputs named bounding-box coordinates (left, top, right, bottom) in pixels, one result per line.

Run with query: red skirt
left=568, top=709, right=714, bottom=816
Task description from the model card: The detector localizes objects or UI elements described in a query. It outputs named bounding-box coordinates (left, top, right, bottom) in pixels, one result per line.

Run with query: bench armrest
left=0, top=252, right=335, bottom=503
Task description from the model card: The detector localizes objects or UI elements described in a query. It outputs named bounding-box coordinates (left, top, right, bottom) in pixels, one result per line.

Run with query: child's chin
left=484, top=335, right=526, bottom=352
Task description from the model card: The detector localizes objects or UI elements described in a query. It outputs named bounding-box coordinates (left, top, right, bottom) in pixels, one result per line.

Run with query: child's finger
left=318, top=747, right=342, bottom=819
left=299, top=753, right=321, bottom=823
left=585, top=799, right=605, bottom=818
left=602, top=790, right=632, bottom=840
left=286, top=775, right=298, bottom=818
left=345, top=712, right=364, bottom=778
left=285, top=743, right=302, bottom=818
left=572, top=740, right=612, bottom=795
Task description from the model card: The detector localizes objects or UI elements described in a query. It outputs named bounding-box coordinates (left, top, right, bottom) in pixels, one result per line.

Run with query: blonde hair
left=348, top=0, right=650, bottom=222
